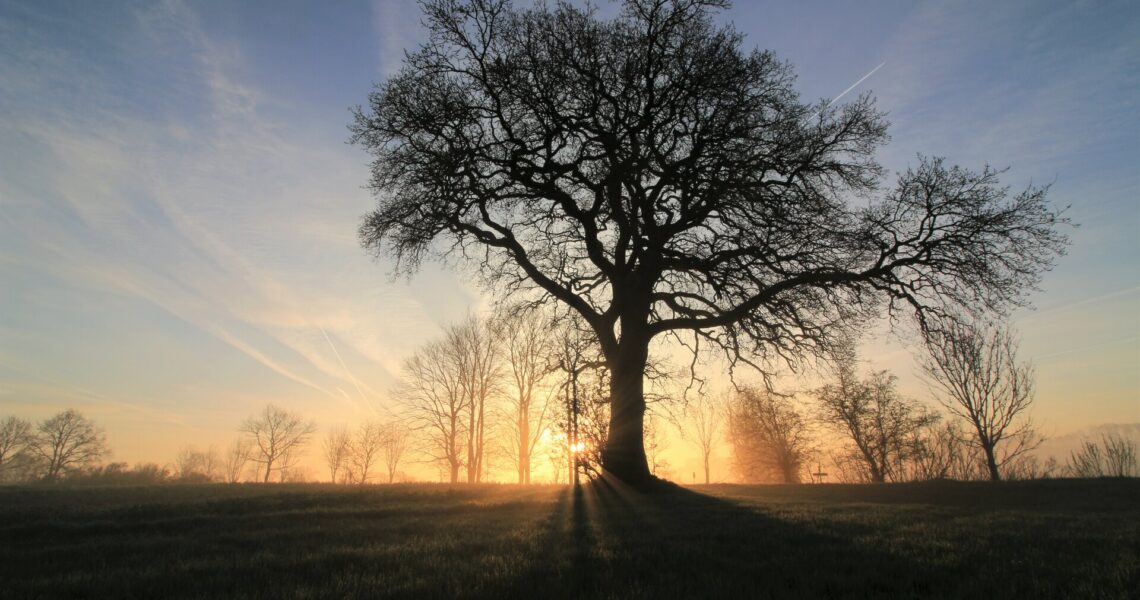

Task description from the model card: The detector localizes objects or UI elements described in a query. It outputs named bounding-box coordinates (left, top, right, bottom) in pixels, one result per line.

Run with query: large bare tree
left=352, top=0, right=1069, bottom=486
left=921, top=321, right=1041, bottom=481
left=240, top=404, right=316, bottom=483
left=28, top=409, right=109, bottom=481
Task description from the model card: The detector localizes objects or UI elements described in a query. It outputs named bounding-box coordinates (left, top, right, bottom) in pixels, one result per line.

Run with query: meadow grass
left=1, top=478, right=1136, bottom=599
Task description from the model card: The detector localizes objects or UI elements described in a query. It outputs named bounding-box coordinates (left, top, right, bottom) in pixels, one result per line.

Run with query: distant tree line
left=718, top=320, right=1138, bottom=484
left=0, top=404, right=403, bottom=485
left=2, top=320, right=1134, bottom=486
left=0, top=410, right=109, bottom=482
left=393, top=311, right=614, bottom=484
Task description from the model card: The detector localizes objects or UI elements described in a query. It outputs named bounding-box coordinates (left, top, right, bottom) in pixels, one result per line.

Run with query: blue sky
left=1, top=0, right=1137, bottom=474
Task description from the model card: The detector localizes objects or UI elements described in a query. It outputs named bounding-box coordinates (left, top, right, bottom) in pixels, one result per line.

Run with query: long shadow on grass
left=6, top=481, right=1132, bottom=598
left=504, top=477, right=940, bottom=599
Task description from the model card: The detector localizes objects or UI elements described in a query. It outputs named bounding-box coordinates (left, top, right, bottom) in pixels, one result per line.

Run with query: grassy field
left=1, top=478, right=1137, bottom=599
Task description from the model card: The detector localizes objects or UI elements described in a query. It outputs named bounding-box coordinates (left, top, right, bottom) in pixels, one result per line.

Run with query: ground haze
left=2, top=480, right=1136, bottom=598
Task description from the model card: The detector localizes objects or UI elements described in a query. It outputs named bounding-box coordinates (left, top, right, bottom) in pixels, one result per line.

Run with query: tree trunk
left=983, top=444, right=1001, bottom=481
left=467, top=408, right=476, bottom=484
left=856, top=442, right=885, bottom=483
left=476, top=391, right=486, bottom=483
left=263, top=460, right=272, bottom=484
left=703, top=455, right=710, bottom=485
left=450, top=461, right=460, bottom=484
left=601, top=341, right=652, bottom=487
left=519, top=413, right=529, bottom=484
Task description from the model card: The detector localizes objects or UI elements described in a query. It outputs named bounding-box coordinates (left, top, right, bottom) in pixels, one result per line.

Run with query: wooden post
left=571, top=367, right=580, bottom=488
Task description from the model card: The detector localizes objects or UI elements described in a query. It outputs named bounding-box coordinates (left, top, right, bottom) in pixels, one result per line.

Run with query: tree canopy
left=352, top=0, right=1069, bottom=486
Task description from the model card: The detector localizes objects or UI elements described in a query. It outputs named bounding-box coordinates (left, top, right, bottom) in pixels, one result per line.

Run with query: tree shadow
left=511, top=477, right=942, bottom=599
left=6, top=481, right=1132, bottom=598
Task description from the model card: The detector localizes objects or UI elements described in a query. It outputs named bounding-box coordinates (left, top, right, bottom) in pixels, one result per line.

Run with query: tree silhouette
left=684, top=391, right=722, bottom=484
left=921, top=321, right=1041, bottom=481
left=323, top=426, right=352, bottom=483
left=28, top=409, right=108, bottom=481
left=352, top=0, right=1069, bottom=487
left=0, top=416, right=32, bottom=480
left=223, top=438, right=253, bottom=483
left=815, top=353, right=937, bottom=483
left=240, top=404, right=316, bottom=483
left=397, top=327, right=470, bottom=483
left=380, top=422, right=411, bottom=483
left=496, top=310, right=557, bottom=484
left=728, top=387, right=812, bottom=483
left=350, top=421, right=384, bottom=484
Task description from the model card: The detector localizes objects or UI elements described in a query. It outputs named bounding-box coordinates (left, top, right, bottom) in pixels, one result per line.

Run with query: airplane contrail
left=830, top=61, right=886, bottom=106
left=320, top=326, right=371, bottom=409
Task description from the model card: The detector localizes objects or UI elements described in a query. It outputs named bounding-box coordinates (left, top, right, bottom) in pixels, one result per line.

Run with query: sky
left=1, top=0, right=1137, bottom=482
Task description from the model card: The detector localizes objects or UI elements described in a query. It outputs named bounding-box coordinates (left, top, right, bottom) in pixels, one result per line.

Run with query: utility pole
left=571, top=366, right=580, bottom=488
left=565, top=374, right=573, bottom=486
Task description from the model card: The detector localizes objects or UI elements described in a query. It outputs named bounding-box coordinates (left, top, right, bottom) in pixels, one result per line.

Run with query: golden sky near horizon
left=1, top=1, right=1137, bottom=482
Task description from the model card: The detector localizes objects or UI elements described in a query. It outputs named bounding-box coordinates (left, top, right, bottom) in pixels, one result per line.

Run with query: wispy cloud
left=371, top=0, right=433, bottom=79
left=0, top=0, right=469, bottom=422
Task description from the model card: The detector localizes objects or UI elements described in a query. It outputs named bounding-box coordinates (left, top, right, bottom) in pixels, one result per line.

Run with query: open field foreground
left=1, top=479, right=1137, bottom=599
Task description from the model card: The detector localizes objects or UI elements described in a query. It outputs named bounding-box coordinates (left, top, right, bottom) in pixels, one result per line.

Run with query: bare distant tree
left=323, top=426, right=352, bottom=483
left=576, top=383, right=612, bottom=481
left=240, top=404, right=316, bottom=483
left=1102, top=436, right=1138, bottom=477
left=496, top=310, right=557, bottom=484
left=0, top=416, right=32, bottom=479
left=352, top=0, right=1069, bottom=487
left=547, top=447, right=565, bottom=485
left=728, top=387, right=812, bottom=484
left=455, top=317, right=500, bottom=483
left=1004, top=454, right=1059, bottom=481
left=908, top=419, right=979, bottom=481
left=350, top=422, right=384, bottom=484
left=922, top=321, right=1041, bottom=481
left=816, top=348, right=936, bottom=483
left=552, top=318, right=609, bottom=484
left=399, top=336, right=468, bottom=483
left=200, top=445, right=219, bottom=480
left=173, top=445, right=218, bottom=482
left=223, top=438, right=252, bottom=483
left=170, top=453, right=193, bottom=482
left=1067, top=441, right=1104, bottom=478
left=277, top=450, right=308, bottom=483
left=684, top=392, right=723, bottom=484
left=380, top=422, right=410, bottom=483
left=1067, top=435, right=1137, bottom=478
left=27, top=409, right=109, bottom=481
left=644, top=412, right=670, bottom=478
